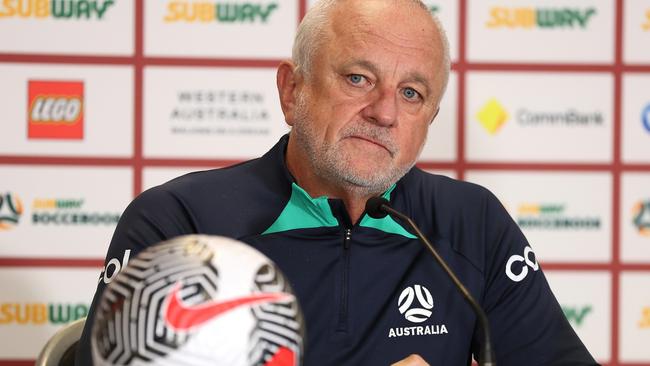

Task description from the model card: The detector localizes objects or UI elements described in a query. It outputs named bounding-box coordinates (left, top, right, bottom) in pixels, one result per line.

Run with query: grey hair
left=292, top=0, right=451, bottom=92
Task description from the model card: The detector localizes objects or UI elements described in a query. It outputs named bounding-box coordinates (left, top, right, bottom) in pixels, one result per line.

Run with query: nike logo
left=265, top=346, right=296, bottom=366
left=164, top=282, right=293, bottom=331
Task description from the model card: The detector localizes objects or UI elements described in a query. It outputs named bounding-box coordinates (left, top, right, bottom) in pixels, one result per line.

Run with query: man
left=76, top=0, right=598, bottom=365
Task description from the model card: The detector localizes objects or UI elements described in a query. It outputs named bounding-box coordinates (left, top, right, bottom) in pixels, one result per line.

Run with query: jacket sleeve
left=472, top=191, right=599, bottom=365
left=75, top=186, right=197, bottom=366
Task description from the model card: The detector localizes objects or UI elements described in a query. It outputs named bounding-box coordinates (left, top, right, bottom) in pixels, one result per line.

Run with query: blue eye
left=348, top=74, right=365, bottom=85
left=403, top=87, right=420, bottom=100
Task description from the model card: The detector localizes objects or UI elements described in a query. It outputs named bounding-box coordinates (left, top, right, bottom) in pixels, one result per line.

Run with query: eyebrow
left=341, top=59, right=433, bottom=97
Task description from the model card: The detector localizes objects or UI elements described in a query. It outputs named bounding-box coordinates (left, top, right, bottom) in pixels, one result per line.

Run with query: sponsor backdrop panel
left=420, top=71, right=457, bottom=162
left=306, top=0, right=459, bottom=62
left=621, top=173, right=650, bottom=263
left=465, top=171, right=611, bottom=263
left=0, top=165, right=131, bottom=258
left=143, top=66, right=289, bottom=159
left=0, top=63, right=134, bottom=157
left=545, top=271, right=611, bottom=363
left=466, top=0, right=614, bottom=63
left=466, top=72, right=613, bottom=163
left=0, top=267, right=99, bottom=359
left=623, top=0, right=650, bottom=64
left=144, top=1, right=297, bottom=59
left=142, top=166, right=220, bottom=192
left=620, top=272, right=650, bottom=363
left=0, top=0, right=133, bottom=55
left=622, top=74, right=650, bottom=163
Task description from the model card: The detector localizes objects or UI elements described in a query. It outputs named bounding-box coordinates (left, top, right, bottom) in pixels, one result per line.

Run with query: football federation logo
left=92, top=235, right=304, bottom=366
left=0, top=192, right=23, bottom=230
left=28, top=80, right=84, bottom=140
left=633, top=200, right=650, bottom=237
left=476, top=98, right=509, bottom=135
left=398, top=285, right=434, bottom=323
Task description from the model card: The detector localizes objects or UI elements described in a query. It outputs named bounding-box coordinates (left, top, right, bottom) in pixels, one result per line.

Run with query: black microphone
left=365, top=197, right=496, bottom=366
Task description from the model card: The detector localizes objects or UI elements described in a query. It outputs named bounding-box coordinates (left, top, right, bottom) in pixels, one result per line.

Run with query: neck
left=285, top=136, right=380, bottom=224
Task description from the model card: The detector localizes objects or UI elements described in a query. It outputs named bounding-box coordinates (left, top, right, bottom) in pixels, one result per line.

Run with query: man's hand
left=390, top=354, right=430, bottom=366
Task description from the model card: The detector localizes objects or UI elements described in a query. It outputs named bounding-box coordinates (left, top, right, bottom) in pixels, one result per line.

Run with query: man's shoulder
left=126, top=157, right=292, bottom=235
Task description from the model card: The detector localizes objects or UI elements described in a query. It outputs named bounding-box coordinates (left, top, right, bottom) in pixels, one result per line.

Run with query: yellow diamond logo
left=476, top=98, right=509, bottom=135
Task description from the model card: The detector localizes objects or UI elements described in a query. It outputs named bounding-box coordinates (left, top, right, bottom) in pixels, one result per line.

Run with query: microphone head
left=91, top=235, right=304, bottom=366
left=365, top=196, right=389, bottom=219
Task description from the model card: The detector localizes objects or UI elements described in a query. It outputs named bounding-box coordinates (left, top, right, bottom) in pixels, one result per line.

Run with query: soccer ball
left=91, top=235, right=304, bottom=366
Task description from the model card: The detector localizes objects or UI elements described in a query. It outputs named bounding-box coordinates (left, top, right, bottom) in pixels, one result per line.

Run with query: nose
left=361, top=88, right=397, bottom=127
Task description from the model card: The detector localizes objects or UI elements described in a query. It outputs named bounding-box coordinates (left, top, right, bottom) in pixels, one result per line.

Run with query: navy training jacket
left=76, top=135, right=598, bottom=365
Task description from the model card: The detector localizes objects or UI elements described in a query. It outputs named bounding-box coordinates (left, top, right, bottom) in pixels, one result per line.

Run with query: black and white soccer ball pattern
left=91, top=235, right=304, bottom=366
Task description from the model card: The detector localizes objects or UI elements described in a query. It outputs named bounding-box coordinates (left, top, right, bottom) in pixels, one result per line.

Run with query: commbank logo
left=0, top=302, right=88, bottom=325
left=164, top=1, right=278, bottom=23
left=632, top=200, right=650, bottom=237
left=476, top=98, right=509, bottom=135
left=640, top=306, right=650, bottom=329
left=562, top=305, right=592, bottom=327
left=476, top=99, right=604, bottom=135
left=643, top=9, right=650, bottom=31
left=486, top=7, right=597, bottom=29
left=0, top=192, right=23, bottom=230
left=505, top=245, right=538, bottom=282
left=0, top=0, right=115, bottom=20
left=28, top=80, right=84, bottom=140
left=398, top=284, right=434, bottom=323
left=642, top=103, right=650, bottom=132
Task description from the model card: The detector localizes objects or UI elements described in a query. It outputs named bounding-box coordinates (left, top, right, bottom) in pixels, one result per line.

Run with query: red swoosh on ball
left=164, top=282, right=292, bottom=331
left=265, top=346, right=296, bottom=366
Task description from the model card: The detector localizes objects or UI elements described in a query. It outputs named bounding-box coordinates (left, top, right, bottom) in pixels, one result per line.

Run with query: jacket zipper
left=336, top=228, right=352, bottom=332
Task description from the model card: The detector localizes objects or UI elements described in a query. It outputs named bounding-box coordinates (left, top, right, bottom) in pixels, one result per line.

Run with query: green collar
left=262, top=183, right=416, bottom=239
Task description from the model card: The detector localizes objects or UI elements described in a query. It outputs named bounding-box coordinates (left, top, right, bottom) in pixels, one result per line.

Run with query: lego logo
left=31, top=97, right=82, bottom=123
left=398, top=284, right=434, bottom=323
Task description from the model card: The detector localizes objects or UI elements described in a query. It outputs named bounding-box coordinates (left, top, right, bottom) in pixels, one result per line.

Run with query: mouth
left=347, top=135, right=393, bottom=156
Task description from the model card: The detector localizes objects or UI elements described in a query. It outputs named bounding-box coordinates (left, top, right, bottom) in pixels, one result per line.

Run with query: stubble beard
left=291, top=92, right=416, bottom=196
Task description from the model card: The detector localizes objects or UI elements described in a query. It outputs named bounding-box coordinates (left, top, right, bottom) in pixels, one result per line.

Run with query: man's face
left=289, top=1, right=446, bottom=194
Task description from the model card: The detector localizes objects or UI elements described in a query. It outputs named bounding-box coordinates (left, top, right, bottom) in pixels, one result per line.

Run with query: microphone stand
left=374, top=200, right=496, bottom=366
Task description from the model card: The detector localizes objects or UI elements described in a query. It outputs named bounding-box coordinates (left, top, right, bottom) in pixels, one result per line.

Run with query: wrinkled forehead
left=323, top=1, right=446, bottom=94
left=327, top=1, right=443, bottom=62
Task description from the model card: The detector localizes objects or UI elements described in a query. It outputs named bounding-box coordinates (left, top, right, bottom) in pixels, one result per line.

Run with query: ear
left=276, top=60, right=302, bottom=127
left=429, top=106, right=440, bottom=125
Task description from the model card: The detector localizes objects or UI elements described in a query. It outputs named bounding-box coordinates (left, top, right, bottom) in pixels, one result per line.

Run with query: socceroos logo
left=388, top=285, right=448, bottom=338
left=164, top=1, right=278, bottom=23
left=398, top=284, right=434, bottom=323
left=0, top=0, right=114, bottom=20
left=486, top=6, right=597, bottom=29
left=0, top=192, right=23, bottom=230
left=632, top=200, right=650, bottom=237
